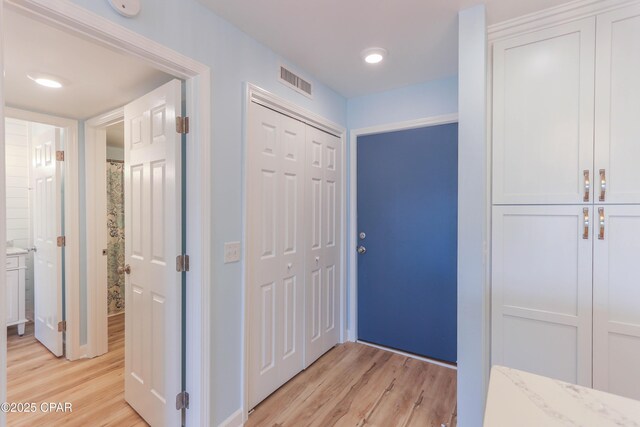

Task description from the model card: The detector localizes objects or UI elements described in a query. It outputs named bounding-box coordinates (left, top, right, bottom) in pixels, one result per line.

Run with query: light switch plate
left=224, top=242, right=241, bottom=263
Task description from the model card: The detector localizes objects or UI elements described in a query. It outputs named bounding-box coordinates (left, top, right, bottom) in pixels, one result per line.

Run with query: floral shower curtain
left=107, top=160, right=125, bottom=314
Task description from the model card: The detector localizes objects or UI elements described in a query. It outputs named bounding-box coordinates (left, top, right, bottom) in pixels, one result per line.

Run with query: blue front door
left=357, top=123, right=458, bottom=363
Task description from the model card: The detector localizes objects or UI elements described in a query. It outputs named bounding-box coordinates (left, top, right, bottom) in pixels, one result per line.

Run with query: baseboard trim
left=218, top=408, right=243, bottom=427
left=76, top=344, right=88, bottom=360
left=357, top=340, right=458, bottom=370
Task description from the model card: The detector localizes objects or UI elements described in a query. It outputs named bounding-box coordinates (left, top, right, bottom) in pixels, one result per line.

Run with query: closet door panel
left=322, top=133, right=341, bottom=352
left=595, top=5, right=640, bottom=204
left=593, top=205, right=640, bottom=400
left=492, top=205, right=592, bottom=386
left=492, top=18, right=595, bottom=205
left=247, top=103, right=305, bottom=409
left=305, top=127, right=341, bottom=367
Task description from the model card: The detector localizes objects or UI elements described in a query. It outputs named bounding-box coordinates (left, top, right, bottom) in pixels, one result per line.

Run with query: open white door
left=123, top=79, right=182, bottom=426
left=32, top=127, right=64, bottom=357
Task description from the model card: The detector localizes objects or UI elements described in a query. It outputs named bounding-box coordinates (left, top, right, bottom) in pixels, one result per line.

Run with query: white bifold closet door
left=247, top=102, right=306, bottom=409
left=247, top=101, right=341, bottom=409
left=304, top=126, right=341, bottom=366
left=491, top=205, right=593, bottom=386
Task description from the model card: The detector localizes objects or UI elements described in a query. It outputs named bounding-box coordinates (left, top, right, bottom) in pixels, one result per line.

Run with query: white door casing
left=492, top=18, right=595, bottom=205
left=491, top=205, right=592, bottom=386
left=304, top=126, right=341, bottom=366
left=247, top=102, right=306, bottom=409
left=32, top=127, right=63, bottom=357
left=594, top=4, right=640, bottom=204
left=124, top=79, right=182, bottom=427
left=593, top=205, right=640, bottom=400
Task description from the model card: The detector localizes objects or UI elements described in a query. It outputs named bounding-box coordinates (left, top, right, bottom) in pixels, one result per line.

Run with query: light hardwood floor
left=7, top=313, right=147, bottom=426
left=246, top=342, right=457, bottom=427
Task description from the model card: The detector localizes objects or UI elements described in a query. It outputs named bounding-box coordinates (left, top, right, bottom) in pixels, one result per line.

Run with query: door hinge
left=57, top=320, right=66, bottom=332
left=176, top=116, right=190, bottom=134
left=176, top=254, right=190, bottom=272
left=56, top=151, right=65, bottom=161
left=57, top=236, right=66, bottom=247
left=175, top=391, right=189, bottom=410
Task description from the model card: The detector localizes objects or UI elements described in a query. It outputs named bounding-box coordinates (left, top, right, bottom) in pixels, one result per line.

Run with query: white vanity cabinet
left=6, top=248, right=27, bottom=335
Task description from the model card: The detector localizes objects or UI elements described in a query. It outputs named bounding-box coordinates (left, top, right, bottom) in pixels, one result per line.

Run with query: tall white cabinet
left=247, top=101, right=342, bottom=409
left=491, top=2, right=640, bottom=399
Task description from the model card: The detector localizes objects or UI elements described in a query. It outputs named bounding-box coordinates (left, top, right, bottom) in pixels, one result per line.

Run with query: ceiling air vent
left=279, top=65, right=313, bottom=98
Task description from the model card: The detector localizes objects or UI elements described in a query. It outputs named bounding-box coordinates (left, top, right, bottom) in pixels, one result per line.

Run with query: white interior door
left=491, top=205, right=592, bottom=386
left=32, top=127, right=63, bottom=357
left=593, top=205, right=640, bottom=400
left=594, top=4, right=640, bottom=204
left=304, top=126, right=341, bottom=367
left=492, top=18, right=595, bottom=205
left=247, top=102, right=305, bottom=409
left=124, top=79, right=182, bottom=427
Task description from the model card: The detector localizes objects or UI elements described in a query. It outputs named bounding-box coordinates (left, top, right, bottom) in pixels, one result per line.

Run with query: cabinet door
left=492, top=206, right=592, bottom=386
left=594, top=5, right=640, bottom=204
left=492, top=18, right=595, bottom=204
left=593, top=205, right=640, bottom=400
left=6, top=270, right=19, bottom=324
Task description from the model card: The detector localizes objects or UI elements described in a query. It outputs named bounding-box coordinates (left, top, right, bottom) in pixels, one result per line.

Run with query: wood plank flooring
left=246, top=342, right=457, bottom=427
left=7, top=313, right=147, bottom=426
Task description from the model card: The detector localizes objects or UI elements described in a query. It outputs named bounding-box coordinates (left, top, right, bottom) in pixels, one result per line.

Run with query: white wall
left=457, top=5, right=489, bottom=426
left=4, top=118, right=33, bottom=319
left=65, top=1, right=347, bottom=424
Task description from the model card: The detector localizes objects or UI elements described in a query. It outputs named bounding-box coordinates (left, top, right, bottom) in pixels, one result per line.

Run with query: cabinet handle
left=599, top=169, right=606, bottom=202
left=583, top=170, right=590, bottom=202
left=583, top=208, right=589, bottom=240
left=598, top=207, right=605, bottom=240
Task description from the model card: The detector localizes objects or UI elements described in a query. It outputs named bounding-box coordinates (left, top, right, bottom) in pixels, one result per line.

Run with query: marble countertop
left=6, top=247, right=28, bottom=256
left=484, top=366, right=640, bottom=426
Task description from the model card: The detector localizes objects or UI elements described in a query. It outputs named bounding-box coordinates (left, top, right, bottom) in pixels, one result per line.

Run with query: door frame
left=85, top=107, right=124, bottom=358
left=348, top=113, right=459, bottom=342
left=4, top=107, right=80, bottom=360
left=242, top=83, right=347, bottom=422
left=0, top=0, right=212, bottom=425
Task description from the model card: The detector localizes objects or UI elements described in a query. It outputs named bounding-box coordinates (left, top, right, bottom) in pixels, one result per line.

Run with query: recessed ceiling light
left=27, top=73, right=64, bottom=89
left=362, top=48, right=387, bottom=64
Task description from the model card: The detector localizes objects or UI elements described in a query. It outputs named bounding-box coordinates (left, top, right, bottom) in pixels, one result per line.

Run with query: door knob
left=357, top=245, right=367, bottom=254
left=118, top=264, right=131, bottom=275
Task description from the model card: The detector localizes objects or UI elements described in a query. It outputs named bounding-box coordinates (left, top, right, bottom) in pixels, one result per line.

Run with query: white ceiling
left=4, top=8, right=174, bottom=119
left=200, top=0, right=572, bottom=97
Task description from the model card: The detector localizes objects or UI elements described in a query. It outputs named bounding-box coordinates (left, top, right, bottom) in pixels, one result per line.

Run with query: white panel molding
left=0, top=1, right=212, bottom=425
left=242, top=83, right=347, bottom=423
left=488, top=0, right=640, bottom=41
left=347, top=113, right=459, bottom=342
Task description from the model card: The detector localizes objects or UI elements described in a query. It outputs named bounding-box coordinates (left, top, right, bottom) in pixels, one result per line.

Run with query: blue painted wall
left=458, top=5, right=489, bottom=426
left=65, top=1, right=346, bottom=424
left=347, top=76, right=458, bottom=130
